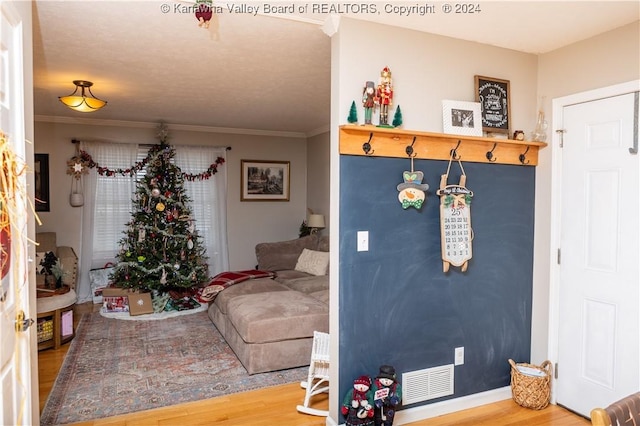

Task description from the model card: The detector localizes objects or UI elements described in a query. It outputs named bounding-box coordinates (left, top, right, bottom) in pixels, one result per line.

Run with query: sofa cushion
left=214, top=278, right=290, bottom=315
left=227, top=291, right=328, bottom=344
left=282, top=275, right=329, bottom=295
left=308, top=289, right=329, bottom=305
left=255, top=234, right=319, bottom=271
left=295, top=249, right=329, bottom=276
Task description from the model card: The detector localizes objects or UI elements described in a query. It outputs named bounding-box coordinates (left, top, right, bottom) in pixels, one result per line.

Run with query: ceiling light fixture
left=59, top=80, right=107, bottom=112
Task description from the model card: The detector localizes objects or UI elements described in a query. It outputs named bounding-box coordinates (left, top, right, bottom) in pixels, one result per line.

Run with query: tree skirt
left=40, top=311, right=307, bottom=425
left=99, top=302, right=208, bottom=320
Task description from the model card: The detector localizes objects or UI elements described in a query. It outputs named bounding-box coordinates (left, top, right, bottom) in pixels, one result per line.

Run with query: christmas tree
left=110, top=131, right=209, bottom=292
left=347, top=100, right=358, bottom=124
left=392, top=105, right=403, bottom=127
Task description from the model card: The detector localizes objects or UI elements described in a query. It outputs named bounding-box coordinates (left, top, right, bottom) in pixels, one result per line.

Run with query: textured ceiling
left=32, top=1, right=639, bottom=136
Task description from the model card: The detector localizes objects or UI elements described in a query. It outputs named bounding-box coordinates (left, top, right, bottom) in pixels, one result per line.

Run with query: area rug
left=40, top=311, right=308, bottom=425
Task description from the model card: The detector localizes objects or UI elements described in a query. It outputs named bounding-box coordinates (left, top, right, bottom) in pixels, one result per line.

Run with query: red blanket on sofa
left=198, top=269, right=276, bottom=302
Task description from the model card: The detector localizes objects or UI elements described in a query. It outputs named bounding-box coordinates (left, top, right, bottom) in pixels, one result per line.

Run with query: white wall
left=33, top=120, right=309, bottom=272
left=306, top=130, right=330, bottom=231
left=531, top=21, right=640, bottom=364
left=335, top=19, right=539, bottom=134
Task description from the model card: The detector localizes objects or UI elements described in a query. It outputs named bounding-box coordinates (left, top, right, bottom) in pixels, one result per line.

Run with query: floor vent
left=402, top=364, right=454, bottom=405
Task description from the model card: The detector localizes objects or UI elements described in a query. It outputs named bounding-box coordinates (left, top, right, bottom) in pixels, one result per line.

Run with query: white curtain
left=174, top=145, right=229, bottom=276
left=77, top=141, right=139, bottom=303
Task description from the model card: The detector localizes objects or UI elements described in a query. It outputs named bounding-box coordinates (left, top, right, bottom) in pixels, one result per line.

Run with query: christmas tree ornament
left=151, top=188, right=161, bottom=197
left=437, top=151, right=474, bottom=273
left=138, top=227, right=146, bottom=242
left=174, top=263, right=181, bottom=270
left=156, top=202, right=166, bottom=212
left=187, top=238, right=194, bottom=250
left=137, top=255, right=146, bottom=263
left=397, top=151, right=429, bottom=210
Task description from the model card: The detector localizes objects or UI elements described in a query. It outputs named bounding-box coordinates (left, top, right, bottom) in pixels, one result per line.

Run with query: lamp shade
left=59, top=80, right=107, bottom=112
left=308, top=214, right=325, bottom=229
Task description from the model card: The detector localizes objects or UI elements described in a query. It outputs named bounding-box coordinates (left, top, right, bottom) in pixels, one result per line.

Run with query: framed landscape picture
left=34, top=153, right=50, bottom=212
left=442, top=100, right=483, bottom=137
left=241, top=160, right=290, bottom=201
left=474, top=75, right=511, bottom=134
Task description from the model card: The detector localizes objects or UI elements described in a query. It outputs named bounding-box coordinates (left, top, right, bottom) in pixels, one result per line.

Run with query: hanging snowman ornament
left=436, top=152, right=473, bottom=273
left=397, top=156, right=429, bottom=209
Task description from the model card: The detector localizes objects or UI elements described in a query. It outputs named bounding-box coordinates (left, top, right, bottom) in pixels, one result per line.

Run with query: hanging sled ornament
left=437, top=152, right=473, bottom=272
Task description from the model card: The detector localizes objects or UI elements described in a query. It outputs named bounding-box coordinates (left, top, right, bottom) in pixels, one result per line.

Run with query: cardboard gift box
left=128, top=292, right=154, bottom=316
left=102, top=287, right=130, bottom=313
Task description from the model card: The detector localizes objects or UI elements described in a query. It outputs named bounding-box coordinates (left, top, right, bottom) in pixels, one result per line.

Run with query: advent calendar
left=437, top=162, right=474, bottom=273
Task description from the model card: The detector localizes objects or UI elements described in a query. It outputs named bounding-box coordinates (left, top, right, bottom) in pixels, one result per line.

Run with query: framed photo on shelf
left=474, top=75, right=511, bottom=134
left=241, top=160, right=290, bottom=201
left=442, top=100, right=483, bottom=137
left=34, top=153, right=50, bottom=212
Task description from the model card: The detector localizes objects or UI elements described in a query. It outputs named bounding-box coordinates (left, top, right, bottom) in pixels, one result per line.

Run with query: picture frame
left=442, top=100, right=483, bottom=137
left=241, top=160, right=290, bottom=201
left=34, top=153, right=50, bottom=212
left=474, top=75, right=511, bottom=134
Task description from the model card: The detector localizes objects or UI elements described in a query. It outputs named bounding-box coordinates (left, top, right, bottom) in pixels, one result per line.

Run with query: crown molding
left=34, top=115, right=311, bottom=139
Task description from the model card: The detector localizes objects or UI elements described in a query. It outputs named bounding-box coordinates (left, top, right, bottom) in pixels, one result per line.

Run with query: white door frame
left=547, top=79, right=640, bottom=404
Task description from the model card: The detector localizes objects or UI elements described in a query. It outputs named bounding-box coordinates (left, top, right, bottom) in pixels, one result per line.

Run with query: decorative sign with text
left=475, top=75, right=511, bottom=134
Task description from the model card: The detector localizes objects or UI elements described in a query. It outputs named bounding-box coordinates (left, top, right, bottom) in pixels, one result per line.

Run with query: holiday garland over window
left=77, top=124, right=226, bottom=291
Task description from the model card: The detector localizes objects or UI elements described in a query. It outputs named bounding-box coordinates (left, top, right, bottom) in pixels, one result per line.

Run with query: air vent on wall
left=402, top=364, right=454, bottom=405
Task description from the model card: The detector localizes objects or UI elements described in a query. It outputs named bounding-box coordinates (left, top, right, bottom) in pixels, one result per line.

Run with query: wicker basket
left=508, top=359, right=552, bottom=410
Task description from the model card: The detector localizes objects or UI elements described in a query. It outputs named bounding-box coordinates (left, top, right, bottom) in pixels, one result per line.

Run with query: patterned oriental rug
left=40, top=311, right=307, bottom=425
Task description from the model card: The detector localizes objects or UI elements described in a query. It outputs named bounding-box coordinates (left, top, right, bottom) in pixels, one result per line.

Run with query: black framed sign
left=34, top=153, right=50, bottom=212
left=474, top=75, right=511, bottom=135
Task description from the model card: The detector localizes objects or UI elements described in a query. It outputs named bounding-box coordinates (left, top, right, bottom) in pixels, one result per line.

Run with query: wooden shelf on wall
left=339, top=125, right=547, bottom=166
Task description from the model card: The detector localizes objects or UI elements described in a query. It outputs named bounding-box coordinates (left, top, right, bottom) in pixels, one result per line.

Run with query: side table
left=36, top=285, right=76, bottom=350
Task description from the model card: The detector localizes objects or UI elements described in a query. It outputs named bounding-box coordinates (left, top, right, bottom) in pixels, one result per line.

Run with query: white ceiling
left=32, top=1, right=639, bottom=136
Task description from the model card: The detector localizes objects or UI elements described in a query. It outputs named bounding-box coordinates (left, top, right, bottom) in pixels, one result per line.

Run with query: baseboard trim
left=325, top=386, right=512, bottom=426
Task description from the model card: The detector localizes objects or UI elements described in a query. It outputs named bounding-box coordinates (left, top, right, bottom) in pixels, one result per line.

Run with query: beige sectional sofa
left=207, top=234, right=329, bottom=374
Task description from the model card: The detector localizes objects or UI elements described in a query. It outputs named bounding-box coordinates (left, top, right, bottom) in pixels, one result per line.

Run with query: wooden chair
left=296, top=331, right=329, bottom=417
left=591, top=392, right=640, bottom=426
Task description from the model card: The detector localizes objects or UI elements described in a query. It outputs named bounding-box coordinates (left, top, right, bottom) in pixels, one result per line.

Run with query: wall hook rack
left=406, top=136, right=417, bottom=158
left=339, top=125, right=546, bottom=166
left=486, top=143, right=498, bottom=162
left=450, top=140, right=462, bottom=160
left=519, top=146, right=530, bottom=165
left=362, top=132, right=375, bottom=156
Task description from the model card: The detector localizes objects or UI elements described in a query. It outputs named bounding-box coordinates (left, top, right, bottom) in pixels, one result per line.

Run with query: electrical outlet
left=357, top=231, right=369, bottom=252
left=454, top=347, right=464, bottom=366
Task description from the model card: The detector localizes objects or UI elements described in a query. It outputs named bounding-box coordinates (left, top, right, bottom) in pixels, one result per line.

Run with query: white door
left=556, top=92, right=639, bottom=417
left=0, top=2, right=34, bottom=425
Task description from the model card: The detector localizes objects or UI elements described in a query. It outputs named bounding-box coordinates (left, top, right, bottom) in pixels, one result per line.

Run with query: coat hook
left=405, top=136, right=417, bottom=157
left=362, top=132, right=375, bottom=156
left=486, top=143, right=498, bottom=162
left=450, top=140, right=462, bottom=160
left=519, top=146, right=530, bottom=165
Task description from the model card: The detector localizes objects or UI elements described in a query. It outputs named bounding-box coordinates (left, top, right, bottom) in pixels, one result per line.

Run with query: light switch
left=357, top=231, right=369, bottom=252
left=455, top=347, right=464, bottom=366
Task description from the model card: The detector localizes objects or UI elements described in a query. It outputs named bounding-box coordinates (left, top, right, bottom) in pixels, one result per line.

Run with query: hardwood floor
left=38, top=303, right=590, bottom=425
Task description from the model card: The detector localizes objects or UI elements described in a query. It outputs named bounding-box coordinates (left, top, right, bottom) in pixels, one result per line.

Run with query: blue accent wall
left=338, top=154, right=535, bottom=410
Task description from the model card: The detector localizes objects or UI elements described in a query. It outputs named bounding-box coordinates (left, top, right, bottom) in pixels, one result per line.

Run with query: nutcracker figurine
left=376, top=67, right=393, bottom=127
left=362, top=81, right=376, bottom=125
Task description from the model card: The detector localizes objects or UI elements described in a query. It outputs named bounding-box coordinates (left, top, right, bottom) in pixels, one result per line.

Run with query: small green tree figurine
left=392, top=105, right=403, bottom=127
left=347, top=100, right=358, bottom=124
